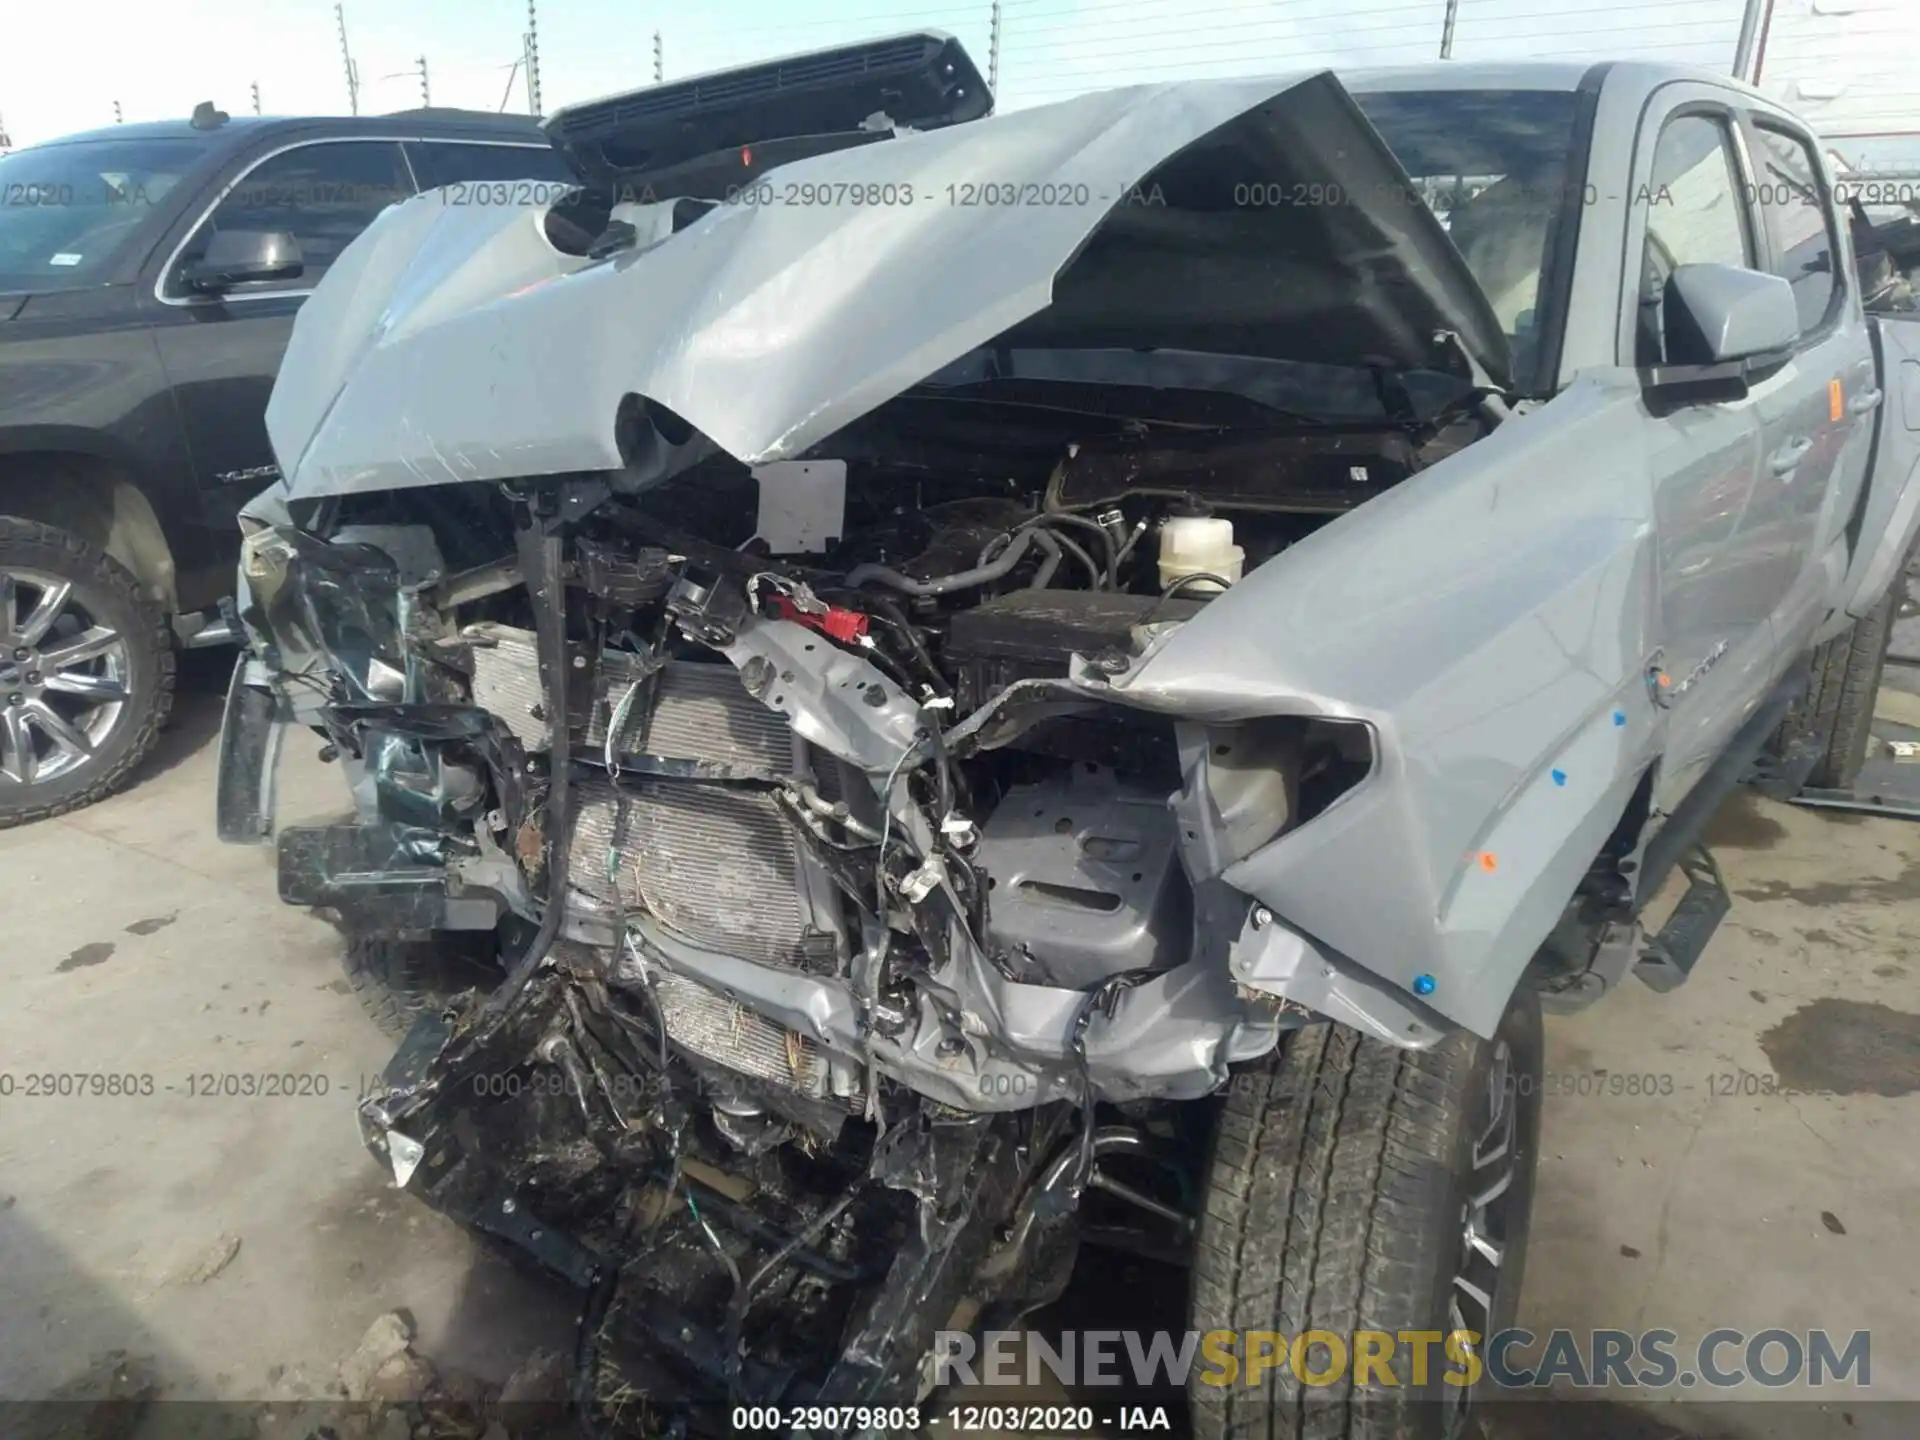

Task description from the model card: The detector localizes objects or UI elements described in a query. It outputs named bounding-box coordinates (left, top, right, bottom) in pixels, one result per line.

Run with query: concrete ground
left=1, top=649, right=1917, bottom=1438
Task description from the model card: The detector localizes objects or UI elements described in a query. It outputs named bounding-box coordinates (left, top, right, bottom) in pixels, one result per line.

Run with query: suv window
left=1637, top=113, right=1755, bottom=365
left=405, top=140, right=575, bottom=191
left=1749, top=123, right=1841, bottom=336
left=176, top=140, right=411, bottom=295
left=0, top=137, right=214, bottom=291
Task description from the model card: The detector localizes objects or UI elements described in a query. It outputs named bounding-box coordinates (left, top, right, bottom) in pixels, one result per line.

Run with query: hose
left=1140, top=572, right=1233, bottom=626
left=1041, top=528, right=1103, bottom=590
left=1026, top=512, right=1115, bottom=587
left=862, top=593, right=952, bottom=698
left=845, top=529, right=1042, bottom=597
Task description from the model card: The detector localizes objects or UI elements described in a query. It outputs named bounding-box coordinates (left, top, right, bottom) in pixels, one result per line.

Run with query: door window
left=404, top=140, right=575, bottom=191
left=172, top=140, right=411, bottom=296
left=1748, top=123, right=1841, bottom=337
left=1637, top=113, right=1756, bottom=365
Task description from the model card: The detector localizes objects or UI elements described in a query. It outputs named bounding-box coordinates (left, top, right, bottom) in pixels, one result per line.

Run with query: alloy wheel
left=0, top=568, right=135, bottom=788
left=1442, top=1036, right=1518, bottom=1438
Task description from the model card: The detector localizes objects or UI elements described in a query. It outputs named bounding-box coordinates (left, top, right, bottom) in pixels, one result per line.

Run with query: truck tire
left=1189, top=990, right=1543, bottom=1440
left=1783, top=582, right=1902, bottom=792
left=343, top=934, right=497, bottom=1038
left=0, top=517, right=176, bottom=828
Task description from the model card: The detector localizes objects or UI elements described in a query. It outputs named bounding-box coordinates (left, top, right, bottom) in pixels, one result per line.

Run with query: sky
left=0, top=0, right=1915, bottom=150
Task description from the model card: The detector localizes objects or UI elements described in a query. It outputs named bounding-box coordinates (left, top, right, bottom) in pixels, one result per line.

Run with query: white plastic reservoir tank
left=1157, top=517, right=1244, bottom=593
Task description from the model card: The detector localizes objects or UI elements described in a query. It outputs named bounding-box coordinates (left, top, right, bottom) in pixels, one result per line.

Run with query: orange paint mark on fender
left=1478, top=852, right=1499, bottom=873
left=1830, top=379, right=1845, bottom=423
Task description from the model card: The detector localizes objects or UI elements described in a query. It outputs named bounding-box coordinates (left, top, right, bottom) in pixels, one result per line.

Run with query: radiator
left=573, top=776, right=815, bottom=971
left=464, top=625, right=820, bottom=972
left=649, top=971, right=855, bottom=1107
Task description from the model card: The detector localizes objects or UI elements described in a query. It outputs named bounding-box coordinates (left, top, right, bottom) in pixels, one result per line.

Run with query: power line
left=1000, top=10, right=1468, bottom=53
left=1007, top=7, right=1450, bottom=46
left=675, top=5, right=990, bottom=39
left=1006, top=24, right=1442, bottom=72
left=1004, top=0, right=1449, bottom=36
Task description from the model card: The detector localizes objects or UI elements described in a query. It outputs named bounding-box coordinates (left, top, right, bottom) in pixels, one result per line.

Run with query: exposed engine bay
left=226, top=394, right=1476, bottom=1426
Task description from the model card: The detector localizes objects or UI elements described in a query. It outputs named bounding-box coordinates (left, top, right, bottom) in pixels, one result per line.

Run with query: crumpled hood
left=266, top=70, right=1510, bottom=502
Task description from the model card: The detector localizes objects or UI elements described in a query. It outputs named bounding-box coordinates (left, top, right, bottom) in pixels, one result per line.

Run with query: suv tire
left=0, top=517, right=175, bottom=828
left=1781, top=582, right=1903, bottom=792
left=343, top=933, right=498, bottom=1038
left=1189, top=990, right=1543, bottom=1440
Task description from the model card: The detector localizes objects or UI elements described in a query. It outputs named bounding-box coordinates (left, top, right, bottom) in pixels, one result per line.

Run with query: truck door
left=1736, top=116, right=1882, bottom=665
left=147, top=139, right=414, bottom=535
left=1627, top=100, right=1777, bottom=808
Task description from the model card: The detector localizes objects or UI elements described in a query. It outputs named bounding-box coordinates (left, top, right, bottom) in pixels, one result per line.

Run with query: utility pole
left=251, top=81, right=261, bottom=115
left=418, top=56, right=431, bottom=107
left=524, top=0, right=542, bottom=116
left=1438, top=0, right=1459, bottom=58
left=336, top=3, right=360, bottom=114
left=1732, top=0, right=1776, bottom=82
left=988, top=0, right=1001, bottom=92
left=653, top=30, right=664, bottom=84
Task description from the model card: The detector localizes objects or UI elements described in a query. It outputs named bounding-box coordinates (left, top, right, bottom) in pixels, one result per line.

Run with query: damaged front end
left=220, top=448, right=1419, bottom=1425
left=210, top=42, right=1549, bottom=1431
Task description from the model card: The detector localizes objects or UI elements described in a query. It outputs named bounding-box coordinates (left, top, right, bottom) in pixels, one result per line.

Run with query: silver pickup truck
left=218, top=37, right=1920, bottom=1437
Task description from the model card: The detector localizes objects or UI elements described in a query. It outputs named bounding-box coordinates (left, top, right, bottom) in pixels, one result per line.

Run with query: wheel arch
left=0, top=444, right=179, bottom=614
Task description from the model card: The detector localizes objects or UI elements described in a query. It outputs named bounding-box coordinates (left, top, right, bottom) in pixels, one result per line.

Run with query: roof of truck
left=32, top=110, right=549, bottom=150
left=1334, top=58, right=1761, bottom=95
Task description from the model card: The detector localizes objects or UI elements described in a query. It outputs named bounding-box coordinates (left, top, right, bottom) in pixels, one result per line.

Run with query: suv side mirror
left=181, top=230, right=304, bottom=293
left=1663, top=263, right=1799, bottom=366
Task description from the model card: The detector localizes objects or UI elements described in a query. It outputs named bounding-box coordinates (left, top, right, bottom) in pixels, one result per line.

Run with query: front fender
left=1091, top=373, right=1665, bottom=1037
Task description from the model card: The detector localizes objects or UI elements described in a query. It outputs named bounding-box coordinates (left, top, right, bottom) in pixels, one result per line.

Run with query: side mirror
left=181, top=230, right=303, bottom=293
left=1663, top=263, right=1799, bottom=366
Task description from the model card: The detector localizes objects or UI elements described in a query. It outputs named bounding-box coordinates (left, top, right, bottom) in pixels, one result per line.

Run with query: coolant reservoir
left=1157, top=516, right=1244, bottom=593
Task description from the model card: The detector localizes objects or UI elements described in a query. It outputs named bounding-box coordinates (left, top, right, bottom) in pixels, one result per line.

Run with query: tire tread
left=0, top=516, right=175, bottom=829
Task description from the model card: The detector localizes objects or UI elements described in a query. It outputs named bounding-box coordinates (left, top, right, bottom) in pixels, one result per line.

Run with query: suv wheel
left=1190, top=990, right=1543, bottom=1440
left=0, top=518, right=175, bottom=828
left=1783, top=582, right=1904, bottom=791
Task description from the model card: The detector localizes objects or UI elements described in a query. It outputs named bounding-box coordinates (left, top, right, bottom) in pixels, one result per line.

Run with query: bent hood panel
left=267, top=71, right=1509, bottom=501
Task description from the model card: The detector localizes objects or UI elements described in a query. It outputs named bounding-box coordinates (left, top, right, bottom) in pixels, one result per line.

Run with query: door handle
left=1770, top=437, right=1813, bottom=476
left=1848, top=387, right=1884, bottom=416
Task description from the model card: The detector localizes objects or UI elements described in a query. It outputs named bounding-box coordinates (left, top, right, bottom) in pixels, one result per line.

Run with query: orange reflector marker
left=1478, top=852, right=1499, bottom=873
left=1830, top=379, right=1844, bottom=422
left=1657, top=671, right=1672, bottom=688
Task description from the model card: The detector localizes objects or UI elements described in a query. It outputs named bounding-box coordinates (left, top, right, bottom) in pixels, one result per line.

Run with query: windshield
left=1352, top=88, right=1585, bottom=390
left=0, top=137, right=211, bottom=292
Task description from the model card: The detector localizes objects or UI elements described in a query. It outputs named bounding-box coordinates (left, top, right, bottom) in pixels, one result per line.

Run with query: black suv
left=0, top=105, right=574, bottom=825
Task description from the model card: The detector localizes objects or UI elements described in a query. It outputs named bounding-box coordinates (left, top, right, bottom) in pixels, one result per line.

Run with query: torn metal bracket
left=722, top=616, right=923, bottom=774
left=1227, top=905, right=1448, bottom=1049
left=276, top=823, right=507, bottom=930
left=469, top=1190, right=603, bottom=1288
